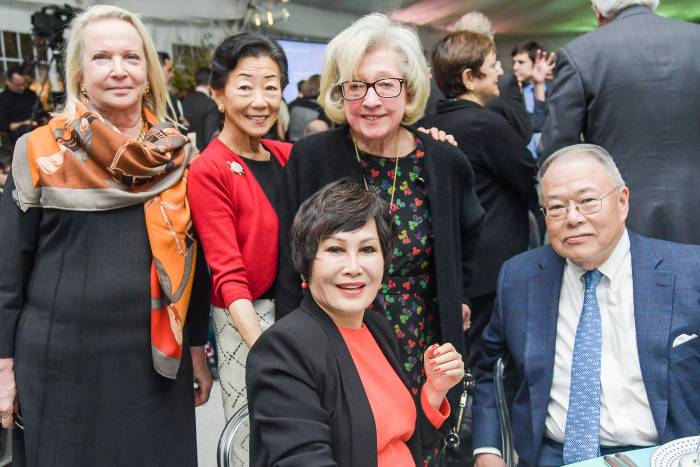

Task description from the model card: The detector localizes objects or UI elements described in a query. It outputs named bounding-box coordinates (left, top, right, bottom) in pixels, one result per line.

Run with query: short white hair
left=452, top=11, right=494, bottom=37
left=537, top=144, right=626, bottom=205
left=57, top=5, right=170, bottom=121
left=318, top=13, right=429, bottom=126
left=591, top=0, right=659, bottom=18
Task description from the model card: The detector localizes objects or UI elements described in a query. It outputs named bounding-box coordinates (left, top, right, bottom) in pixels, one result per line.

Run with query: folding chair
left=217, top=404, right=250, bottom=467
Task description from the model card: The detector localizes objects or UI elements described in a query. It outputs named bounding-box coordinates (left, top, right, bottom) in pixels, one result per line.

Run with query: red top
left=339, top=324, right=449, bottom=467
left=187, top=138, right=292, bottom=308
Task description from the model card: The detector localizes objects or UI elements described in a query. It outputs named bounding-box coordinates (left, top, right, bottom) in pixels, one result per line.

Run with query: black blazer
left=274, top=124, right=484, bottom=357
left=421, top=99, right=537, bottom=297
left=182, top=90, right=219, bottom=151
left=246, top=295, right=446, bottom=467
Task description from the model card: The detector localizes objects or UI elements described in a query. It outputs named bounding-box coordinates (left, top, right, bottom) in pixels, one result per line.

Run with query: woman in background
left=422, top=31, right=538, bottom=369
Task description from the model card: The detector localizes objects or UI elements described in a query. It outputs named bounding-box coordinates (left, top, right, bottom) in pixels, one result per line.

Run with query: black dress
left=0, top=175, right=199, bottom=467
left=357, top=140, right=439, bottom=396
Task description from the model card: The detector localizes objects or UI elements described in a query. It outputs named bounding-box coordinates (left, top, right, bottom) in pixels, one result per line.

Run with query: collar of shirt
left=565, top=229, right=630, bottom=293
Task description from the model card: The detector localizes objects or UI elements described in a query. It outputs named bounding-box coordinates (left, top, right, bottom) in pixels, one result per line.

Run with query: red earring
left=301, top=280, right=308, bottom=289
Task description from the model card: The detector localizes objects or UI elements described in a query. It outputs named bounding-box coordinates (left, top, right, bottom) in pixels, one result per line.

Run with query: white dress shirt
left=545, top=229, right=658, bottom=446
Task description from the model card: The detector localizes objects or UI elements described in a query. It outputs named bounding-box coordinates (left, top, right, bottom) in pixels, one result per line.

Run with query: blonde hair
left=57, top=5, right=169, bottom=121
left=318, top=13, right=429, bottom=126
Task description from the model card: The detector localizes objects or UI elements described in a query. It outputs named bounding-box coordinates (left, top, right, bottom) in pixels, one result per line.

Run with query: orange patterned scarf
left=12, top=102, right=198, bottom=379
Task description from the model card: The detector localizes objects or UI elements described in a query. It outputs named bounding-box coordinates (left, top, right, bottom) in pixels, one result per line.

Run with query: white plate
left=651, top=436, right=699, bottom=467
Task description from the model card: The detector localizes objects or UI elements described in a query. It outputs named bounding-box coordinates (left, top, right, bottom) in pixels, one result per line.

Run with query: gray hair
left=591, top=0, right=659, bottom=18
left=537, top=144, right=625, bottom=204
left=318, top=12, right=430, bottom=126
left=452, top=11, right=494, bottom=37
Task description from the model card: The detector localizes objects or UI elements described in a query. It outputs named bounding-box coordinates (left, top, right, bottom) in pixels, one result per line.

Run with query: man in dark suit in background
left=473, top=144, right=700, bottom=467
left=182, top=67, right=220, bottom=152
left=539, top=0, right=700, bottom=245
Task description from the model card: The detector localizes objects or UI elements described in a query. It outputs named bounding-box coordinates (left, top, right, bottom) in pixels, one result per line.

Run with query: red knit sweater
left=187, top=138, right=291, bottom=308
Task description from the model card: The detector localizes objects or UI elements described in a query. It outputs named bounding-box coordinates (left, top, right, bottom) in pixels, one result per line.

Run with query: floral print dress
left=357, top=137, right=439, bottom=397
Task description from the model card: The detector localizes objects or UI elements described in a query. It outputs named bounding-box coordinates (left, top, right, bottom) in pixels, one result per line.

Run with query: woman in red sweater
left=187, top=32, right=291, bottom=420
left=246, top=179, right=465, bottom=466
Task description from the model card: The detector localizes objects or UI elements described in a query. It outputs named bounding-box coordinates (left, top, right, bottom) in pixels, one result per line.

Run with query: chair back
left=217, top=404, right=250, bottom=467
left=495, top=356, right=516, bottom=467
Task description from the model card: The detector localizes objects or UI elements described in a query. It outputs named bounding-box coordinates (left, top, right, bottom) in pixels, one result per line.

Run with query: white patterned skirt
left=212, top=299, right=275, bottom=420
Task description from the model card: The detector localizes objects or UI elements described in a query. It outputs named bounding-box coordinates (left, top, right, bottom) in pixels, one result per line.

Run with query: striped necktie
left=562, top=269, right=604, bottom=464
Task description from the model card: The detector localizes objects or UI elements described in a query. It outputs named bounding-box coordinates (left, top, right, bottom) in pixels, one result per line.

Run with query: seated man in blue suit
left=472, top=144, right=700, bottom=467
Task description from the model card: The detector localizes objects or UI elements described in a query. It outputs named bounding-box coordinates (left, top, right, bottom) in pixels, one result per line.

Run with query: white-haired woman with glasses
left=275, top=13, right=483, bottom=462
left=0, top=5, right=211, bottom=466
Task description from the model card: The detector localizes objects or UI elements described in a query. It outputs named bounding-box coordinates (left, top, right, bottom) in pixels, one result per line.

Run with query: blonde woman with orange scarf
left=0, top=6, right=211, bottom=466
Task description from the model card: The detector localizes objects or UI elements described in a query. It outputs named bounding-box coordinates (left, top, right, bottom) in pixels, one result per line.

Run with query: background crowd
left=0, top=0, right=698, bottom=466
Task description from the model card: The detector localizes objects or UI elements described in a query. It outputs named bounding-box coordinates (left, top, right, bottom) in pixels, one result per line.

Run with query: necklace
left=353, top=129, right=401, bottom=213
left=137, top=115, right=148, bottom=142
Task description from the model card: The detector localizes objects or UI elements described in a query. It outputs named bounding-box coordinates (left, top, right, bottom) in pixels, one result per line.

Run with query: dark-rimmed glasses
left=338, top=78, right=405, bottom=101
left=541, top=187, right=620, bottom=220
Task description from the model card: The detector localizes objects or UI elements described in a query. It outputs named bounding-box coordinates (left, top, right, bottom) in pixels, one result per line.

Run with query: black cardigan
left=246, top=295, right=447, bottom=467
left=274, top=124, right=484, bottom=358
left=421, top=99, right=538, bottom=297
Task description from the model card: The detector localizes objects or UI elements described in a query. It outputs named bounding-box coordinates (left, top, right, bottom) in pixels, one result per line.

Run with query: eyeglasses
left=338, top=78, right=405, bottom=101
left=541, top=187, right=620, bottom=220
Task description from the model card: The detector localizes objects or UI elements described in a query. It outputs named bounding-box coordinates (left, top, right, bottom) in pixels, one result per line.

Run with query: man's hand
left=0, top=358, right=17, bottom=429
left=462, top=303, right=472, bottom=331
left=475, top=453, right=507, bottom=467
left=532, top=49, right=556, bottom=86
left=191, top=346, right=213, bottom=407
left=417, top=126, right=458, bottom=147
left=9, top=119, right=37, bottom=132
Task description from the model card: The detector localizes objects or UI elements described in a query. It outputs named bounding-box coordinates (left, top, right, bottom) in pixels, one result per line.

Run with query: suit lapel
left=300, top=296, right=378, bottom=467
left=629, top=233, right=672, bottom=436
left=525, top=249, right=564, bottom=449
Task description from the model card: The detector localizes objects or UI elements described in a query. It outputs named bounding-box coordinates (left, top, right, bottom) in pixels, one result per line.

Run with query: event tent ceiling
left=293, top=0, right=700, bottom=34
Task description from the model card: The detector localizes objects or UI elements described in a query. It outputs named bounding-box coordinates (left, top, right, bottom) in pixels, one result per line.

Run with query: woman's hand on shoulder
left=417, top=126, right=457, bottom=147
left=423, top=343, right=465, bottom=407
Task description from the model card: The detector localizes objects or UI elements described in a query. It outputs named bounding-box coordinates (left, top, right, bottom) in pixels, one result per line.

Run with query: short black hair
left=194, top=67, right=211, bottom=86
left=6, top=66, right=23, bottom=80
left=511, top=40, right=546, bottom=63
left=296, top=79, right=305, bottom=93
left=290, top=178, right=395, bottom=280
left=210, top=32, right=288, bottom=91
left=157, top=51, right=171, bottom=65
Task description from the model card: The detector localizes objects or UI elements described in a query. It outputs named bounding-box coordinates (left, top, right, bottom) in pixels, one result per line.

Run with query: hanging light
left=254, top=13, right=261, bottom=26
left=267, top=9, right=274, bottom=26
left=281, top=7, right=289, bottom=20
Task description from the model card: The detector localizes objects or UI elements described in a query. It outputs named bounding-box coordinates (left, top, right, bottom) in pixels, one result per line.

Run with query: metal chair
left=217, top=404, right=250, bottom=467
left=0, top=428, right=11, bottom=467
left=495, top=356, right=516, bottom=467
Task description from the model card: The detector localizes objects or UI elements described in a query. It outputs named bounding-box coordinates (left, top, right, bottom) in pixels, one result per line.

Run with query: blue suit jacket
left=472, top=232, right=700, bottom=467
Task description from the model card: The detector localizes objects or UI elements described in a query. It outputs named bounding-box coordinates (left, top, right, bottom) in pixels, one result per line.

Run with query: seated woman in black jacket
left=421, top=30, right=538, bottom=370
left=246, top=179, right=465, bottom=466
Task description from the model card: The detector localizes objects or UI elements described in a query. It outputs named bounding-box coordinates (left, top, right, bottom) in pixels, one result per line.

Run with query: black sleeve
left=486, top=73, right=532, bottom=143
left=531, top=98, right=547, bottom=132
left=186, top=241, right=211, bottom=346
left=479, top=115, right=538, bottom=203
left=0, top=173, right=41, bottom=357
left=0, top=96, right=11, bottom=132
left=246, top=327, right=337, bottom=467
left=459, top=156, right=484, bottom=305
left=274, top=145, right=305, bottom=320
